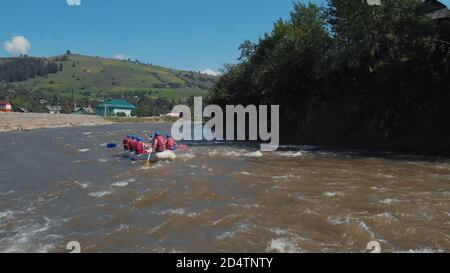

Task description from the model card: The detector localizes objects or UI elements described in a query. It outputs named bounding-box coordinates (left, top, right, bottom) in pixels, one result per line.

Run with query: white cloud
left=66, top=0, right=81, bottom=6
left=200, top=68, right=220, bottom=76
left=114, top=54, right=126, bottom=60
left=3, top=36, right=31, bottom=55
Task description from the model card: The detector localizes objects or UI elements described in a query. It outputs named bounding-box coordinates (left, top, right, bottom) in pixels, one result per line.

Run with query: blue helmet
left=155, top=132, right=160, bottom=137
left=136, top=137, right=142, bottom=142
left=166, top=134, right=171, bottom=138
left=150, top=135, right=155, bottom=139
left=131, top=135, right=136, bottom=140
left=127, top=134, right=132, bottom=138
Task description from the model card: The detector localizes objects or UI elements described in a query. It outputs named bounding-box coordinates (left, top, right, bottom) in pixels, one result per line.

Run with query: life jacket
left=155, top=136, right=165, bottom=152
left=123, top=138, right=130, bottom=150
left=165, top=137, right=176, bottom=150
left=129, top=139, right=137, bottom=151
left=135, top=141, right=145, bottom=155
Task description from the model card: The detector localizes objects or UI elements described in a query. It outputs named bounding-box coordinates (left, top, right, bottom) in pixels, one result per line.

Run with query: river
left=0, top=123, right=449, bottom=253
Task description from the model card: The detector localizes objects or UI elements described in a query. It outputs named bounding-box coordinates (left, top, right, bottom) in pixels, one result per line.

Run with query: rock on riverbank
left=0, top=113, right=112, bottom=132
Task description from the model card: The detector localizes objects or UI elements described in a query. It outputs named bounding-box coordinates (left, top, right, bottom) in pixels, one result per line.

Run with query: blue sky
left=1, top=0, right=448, bottom=73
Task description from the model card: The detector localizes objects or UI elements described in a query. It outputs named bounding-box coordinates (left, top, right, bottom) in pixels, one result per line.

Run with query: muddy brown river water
left=0, top=123, right=449, bottom=253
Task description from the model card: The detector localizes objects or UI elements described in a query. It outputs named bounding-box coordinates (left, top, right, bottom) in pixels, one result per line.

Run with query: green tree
left=209, top=0, right=450, bottom=153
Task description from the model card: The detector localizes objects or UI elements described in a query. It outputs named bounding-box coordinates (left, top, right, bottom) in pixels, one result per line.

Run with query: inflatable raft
left=128, top=150, right=177, bottom=162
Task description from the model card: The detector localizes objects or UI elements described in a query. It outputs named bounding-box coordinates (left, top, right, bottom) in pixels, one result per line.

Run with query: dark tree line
left=209, top=0, right=450, bottom=154
left=0, top=57, right=61, bottom=83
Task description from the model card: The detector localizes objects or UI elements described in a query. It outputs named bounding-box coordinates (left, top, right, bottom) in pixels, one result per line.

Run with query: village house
left=0, top=100, right=13, bottom=113
left=45, top=105, right=62, bottom=114
left=422, top=0, right=450, bottom=40
left=164, top=112, right=182, bottom=118
left=95, top=99, right=136, bottom=117
left=422, top=0, right=450, bottom=20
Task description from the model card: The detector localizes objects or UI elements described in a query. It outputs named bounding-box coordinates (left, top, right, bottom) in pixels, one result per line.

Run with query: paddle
left=106, top=143, right=118, bottom=149
left=144, top=134, right=154, bottom=142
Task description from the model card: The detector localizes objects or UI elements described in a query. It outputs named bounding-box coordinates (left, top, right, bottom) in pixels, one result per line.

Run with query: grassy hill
left=4, top=54, right=216, bottom=100
left=0, top=54, right=218, bottom=115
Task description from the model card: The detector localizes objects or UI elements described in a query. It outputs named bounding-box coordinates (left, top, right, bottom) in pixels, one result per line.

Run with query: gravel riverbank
left=0, top=113, right=112, bottom=132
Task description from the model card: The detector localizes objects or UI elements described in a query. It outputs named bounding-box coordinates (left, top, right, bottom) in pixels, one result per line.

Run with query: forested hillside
left=0, top=57, right=60, bottom=82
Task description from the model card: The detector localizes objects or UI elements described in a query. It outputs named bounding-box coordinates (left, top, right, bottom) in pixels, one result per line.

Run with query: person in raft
left=123, top=134, right=132, bottom=151
left=129, top=135, right=138, bottom=153
left=165, top=134, right=177, bottom=151
left=135, top=137, right=152, bottom=155
left=153, top=132, right=166, bottom=153
left=144, top=134, right=155, bottom=146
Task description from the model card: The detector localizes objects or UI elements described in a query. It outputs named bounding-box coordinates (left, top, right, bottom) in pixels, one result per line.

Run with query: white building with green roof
left=96, top=99, right=136, bottom=117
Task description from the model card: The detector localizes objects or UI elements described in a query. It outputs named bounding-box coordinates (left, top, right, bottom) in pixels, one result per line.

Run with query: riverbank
left=104, top=116, right=179, bottom=123
left=0, top=113, right=113, bottom=132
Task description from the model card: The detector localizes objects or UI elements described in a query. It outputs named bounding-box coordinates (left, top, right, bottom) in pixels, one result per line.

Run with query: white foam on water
left=379, top=198, right=400, bottom=204
left=241, top=171, right=252, bottom=176
left=296, top=194, right=316, bottom=202
left=178, top=153, right=196, bottom=159
left=111, top=182, right=129, bottom=187
left=278, top=151, right=305, bottom=158
left=371, top=212, right=397, bottom=224
left=216, top=231, right=236, bottom=240
left=245, top=151, right=263, bottom=157
left=83, top=132, right=93, bottom=135
left=0, top=217, right=67, bottom=253
left=357, top=220, right=378, bottom=240
left=210, top=214, right=239, bottom=227
left=266, top=238, right=303, bottom=253
left=0, top=190, right=16, bottom=196
left=327, top=215, right=349, bottom=226
left=156, top=208, right=186, bottom=216
left=214, top=222, right=252, bottom=240
left=370, top=186, right=389, bottom=192
left=208, top=150, right=220, bottom=157
left=395, top=248, right=445, bottom=253
left=98, top=158, right=108, bottom=163
left=27, top=207, right=37, bottom=213
left=268, top=228, right=296, bottom=237
left=272, top=174, right=295, bottom=179
left=0, top=210, right=15, bottom=221
left=223, top=150, right=245, bottom=157
left=242, top=204, right=261, bottom=209
left=111, top=178, right=135, bottom=188
left=323, top=192, right=341, bottom=197
left=376, top=173, right=398, bottom=179
left=187, top=212, right=199, bottom=218
left=89, top=191, right=112, bottom=198
left=77, top=148, right=91, bottom=153
left=106, top=224, right=130, bottom=236
left=74, top=181, right=90, bottom=189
